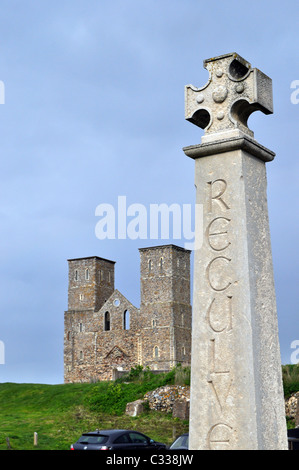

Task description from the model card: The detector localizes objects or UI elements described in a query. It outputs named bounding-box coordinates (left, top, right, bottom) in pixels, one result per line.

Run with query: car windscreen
left=78, top=434, right=108, bottom=445
left=170, top=435, right=188, bottom=449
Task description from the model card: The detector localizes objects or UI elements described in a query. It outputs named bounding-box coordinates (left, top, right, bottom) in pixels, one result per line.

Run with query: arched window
left=74, top=270, right=78, bottom=281
left=123, top=310, right=130, bottom=330
left=154, top=346, right=159, bottom=358
left=148, top=259, right=152, bottom=272
left=85, top=268, right=89, bottom=280
left=159, top=257, right=163, bottom=272
left=104, top=312, right=110, bottom=331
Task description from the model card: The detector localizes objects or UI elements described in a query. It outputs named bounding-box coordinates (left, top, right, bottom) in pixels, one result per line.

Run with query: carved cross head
left=185, top=53, right=273, bottom=139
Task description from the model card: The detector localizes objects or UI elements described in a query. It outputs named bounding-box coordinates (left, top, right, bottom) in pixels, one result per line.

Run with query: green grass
left=0, top=364, right=297, bottom=449
left=0, top=369, right=189, bottom=450
left=85, top=365, right=190, bottom=415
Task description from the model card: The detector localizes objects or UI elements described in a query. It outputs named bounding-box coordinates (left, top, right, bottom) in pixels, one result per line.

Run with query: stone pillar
left=183, top=53, right=287, bottom=450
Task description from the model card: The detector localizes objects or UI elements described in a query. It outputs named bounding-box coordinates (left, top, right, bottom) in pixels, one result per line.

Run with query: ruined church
left=64, top=244, right=192, bottom=382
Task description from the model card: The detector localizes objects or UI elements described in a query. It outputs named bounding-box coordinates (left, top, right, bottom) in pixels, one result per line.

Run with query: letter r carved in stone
left=207, top=179, right=230, bottom=213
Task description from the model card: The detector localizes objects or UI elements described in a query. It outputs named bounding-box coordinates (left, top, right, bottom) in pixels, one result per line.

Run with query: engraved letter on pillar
left=207, top=216, right=231, bottom=251
left=206, top=256, right=232, bottom=292
left=208, top=423, right=233, bottom=450
left=208, top=179, right=230, bottom=213
left=207, top=295, right=233, bottom=333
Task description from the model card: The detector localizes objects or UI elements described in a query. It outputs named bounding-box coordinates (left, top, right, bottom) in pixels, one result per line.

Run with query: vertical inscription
left=206, top=178, right=235, bottom=449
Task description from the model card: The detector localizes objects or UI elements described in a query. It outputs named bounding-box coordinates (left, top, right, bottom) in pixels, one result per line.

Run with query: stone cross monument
left=183, top=53, right=288, bottom=450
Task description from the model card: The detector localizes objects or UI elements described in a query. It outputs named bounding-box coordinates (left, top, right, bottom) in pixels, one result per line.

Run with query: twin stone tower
left=64, top=53, right=287, bottom=450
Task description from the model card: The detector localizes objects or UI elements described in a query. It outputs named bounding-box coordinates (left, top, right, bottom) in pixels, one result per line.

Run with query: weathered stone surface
left=184, top=53, right=287, bottom=450
left=173, top=399, right=190, bottom=420
left=139, top=245, right=192, bottom=371
left=185, top=52, right=273, bottom=141
left=125, top=399, right=145, bottom=417
left=185, top=142, right=287, bottom=450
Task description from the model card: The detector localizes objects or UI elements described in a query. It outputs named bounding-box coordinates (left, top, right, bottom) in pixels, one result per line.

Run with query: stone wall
left=64, top=290, right=140, bottom=382
left=285, top=392, right=299, bottom=427
left=67, top=256, right=115, bottom=312
left=139, top=245, right=192, bottom=370
left=64, top=245, right=192, bottom=383
left=144, top=385, right=190, bottom=413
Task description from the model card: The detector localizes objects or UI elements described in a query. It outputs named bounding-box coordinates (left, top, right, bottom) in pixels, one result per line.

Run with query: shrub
left=282, top=364, right=299, bottom=398
left=174, top=365, right=190, bottom=386
left=84, top=365, right=190, bottom=416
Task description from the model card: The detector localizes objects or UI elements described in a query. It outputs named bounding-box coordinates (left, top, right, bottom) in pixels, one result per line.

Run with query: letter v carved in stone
left=208, top=372, right=232, bottom=412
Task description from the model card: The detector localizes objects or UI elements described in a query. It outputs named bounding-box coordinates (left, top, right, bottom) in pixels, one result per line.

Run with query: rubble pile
left=285, top=391, right=299, bottom=425
left=143, top=385, right=190, bottom=413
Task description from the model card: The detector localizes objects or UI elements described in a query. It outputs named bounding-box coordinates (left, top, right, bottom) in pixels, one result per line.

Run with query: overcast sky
left=0, top=0, right=298, bottom=384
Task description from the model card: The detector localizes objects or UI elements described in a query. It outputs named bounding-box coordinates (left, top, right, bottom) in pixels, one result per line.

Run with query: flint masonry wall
left=64, top=245, right=192, bottom=383
left=139, top=245, right=192, bottom=370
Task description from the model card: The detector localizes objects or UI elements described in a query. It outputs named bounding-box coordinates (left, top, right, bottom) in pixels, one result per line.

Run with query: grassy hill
left=0, top=367, right=189, bottom=450
left=0, top=364, right=298, bottom=450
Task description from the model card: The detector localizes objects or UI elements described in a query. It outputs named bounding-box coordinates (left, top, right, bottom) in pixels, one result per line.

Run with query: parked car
left=70, top=429, right=167, bottom=450
left=288, top=428, right=299, bottom=450
left=169, top=433, right=189, bottom=450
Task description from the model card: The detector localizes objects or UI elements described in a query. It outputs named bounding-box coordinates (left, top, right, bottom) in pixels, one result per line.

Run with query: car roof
left=82, top=429, right=141, bottom=436
left=172, top=433, right=188, bottom=440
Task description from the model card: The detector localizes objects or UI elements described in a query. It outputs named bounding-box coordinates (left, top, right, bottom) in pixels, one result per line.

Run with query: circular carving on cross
left=235, top=83, right=245, bottom=94
left=212, top=86, right=228, bottom=103
left=196, top=94, right=204, bottom=104
left=217, top=111, right=225, bottom=120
